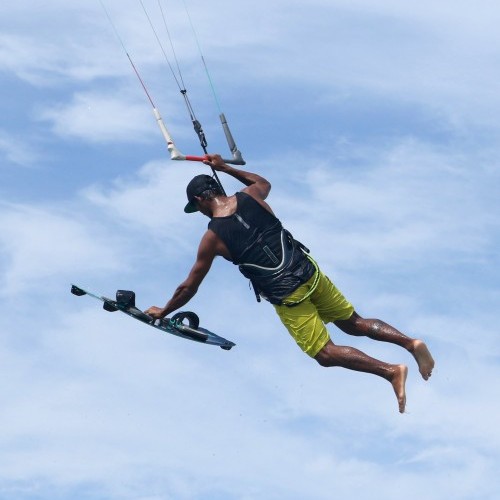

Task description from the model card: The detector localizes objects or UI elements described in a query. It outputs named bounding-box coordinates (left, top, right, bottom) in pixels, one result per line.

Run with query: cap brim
left=184, top=201, right=199, bottom=213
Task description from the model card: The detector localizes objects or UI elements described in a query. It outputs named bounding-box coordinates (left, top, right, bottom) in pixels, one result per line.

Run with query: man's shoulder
left=202, top=228, right=226, bottom=248
left=201, top=228, right=232, bottom=260
left=239, top=188, right=276, bottom=216
left=202, top=228, right=220, bottom=242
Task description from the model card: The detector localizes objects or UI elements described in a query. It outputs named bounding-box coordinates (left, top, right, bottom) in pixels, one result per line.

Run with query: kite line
left=99, top=0, right=246, bottom=194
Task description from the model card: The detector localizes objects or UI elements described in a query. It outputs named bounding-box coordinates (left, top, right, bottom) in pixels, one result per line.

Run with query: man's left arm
left=204, top=154, right=271, bottom=201
left=145, top=231, right=218, bottom=319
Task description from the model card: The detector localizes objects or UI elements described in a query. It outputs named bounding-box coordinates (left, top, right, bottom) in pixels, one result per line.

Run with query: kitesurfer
left=145, top=154, right=434, bottom=413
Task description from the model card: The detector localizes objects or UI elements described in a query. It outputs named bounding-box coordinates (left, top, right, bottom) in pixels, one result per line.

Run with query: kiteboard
left=70, top=285, right=235, bottom=350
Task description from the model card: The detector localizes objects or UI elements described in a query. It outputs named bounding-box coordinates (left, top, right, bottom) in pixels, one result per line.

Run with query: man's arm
left=204, top=154, right=271, bottom=201
left=145, top=230, right=219, bottom=319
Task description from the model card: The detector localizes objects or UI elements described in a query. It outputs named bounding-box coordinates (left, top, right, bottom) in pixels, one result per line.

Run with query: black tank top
left=208, top=192, right=315, bottom=304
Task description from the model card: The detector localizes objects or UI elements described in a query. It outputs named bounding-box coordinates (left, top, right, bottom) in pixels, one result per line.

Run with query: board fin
left=103, top=301, right=119, bottom=312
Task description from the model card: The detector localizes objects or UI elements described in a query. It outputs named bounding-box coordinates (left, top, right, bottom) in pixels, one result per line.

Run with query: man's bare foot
left=410, top=340, right=435, bottom=380
left=390, top=364, right=408, bottom=413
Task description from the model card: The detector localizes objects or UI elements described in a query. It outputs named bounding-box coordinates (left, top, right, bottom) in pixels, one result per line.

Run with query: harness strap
left=250, top=280, right=261, bottom=302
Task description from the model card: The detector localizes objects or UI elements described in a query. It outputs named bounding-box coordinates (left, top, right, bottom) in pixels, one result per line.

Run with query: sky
left=0, top=0, right=499, bottom=499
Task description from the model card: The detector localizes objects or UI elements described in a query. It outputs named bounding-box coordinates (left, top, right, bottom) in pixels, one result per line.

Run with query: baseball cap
left=184, top=174, right=220, bottom=213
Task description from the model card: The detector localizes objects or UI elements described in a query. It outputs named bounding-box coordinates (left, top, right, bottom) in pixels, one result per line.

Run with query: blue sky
left=1, top=1, right=499, bottom=499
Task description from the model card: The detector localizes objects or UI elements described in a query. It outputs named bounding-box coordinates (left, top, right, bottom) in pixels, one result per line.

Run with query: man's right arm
left=144, top=230, right=219, bottom=319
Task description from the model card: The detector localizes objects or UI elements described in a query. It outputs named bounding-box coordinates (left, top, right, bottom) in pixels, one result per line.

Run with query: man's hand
left=203, top=154, right=227, bottom=171
left=144, top=306, right=165, bottom=320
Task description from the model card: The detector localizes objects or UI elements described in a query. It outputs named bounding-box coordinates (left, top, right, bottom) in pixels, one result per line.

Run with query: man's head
left=184, top=174, right=222, bottom=214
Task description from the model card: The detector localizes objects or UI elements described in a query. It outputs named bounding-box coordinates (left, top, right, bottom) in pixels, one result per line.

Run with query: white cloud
left=1, top=302, right=498, bottom=499
left=0, top=32, right=121, bottom=87
left=81, top=159, right=206, bottom=250
left=0, top=203, right=124, bottom=295
left=266, top=139, right=498, bottom=274
left=0, top=130, right=38, bottom=166
left=36, top=90, right=157, bottom=143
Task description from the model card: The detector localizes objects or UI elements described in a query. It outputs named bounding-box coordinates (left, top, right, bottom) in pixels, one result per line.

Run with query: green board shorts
left=273, top=268, right=354, bottom=357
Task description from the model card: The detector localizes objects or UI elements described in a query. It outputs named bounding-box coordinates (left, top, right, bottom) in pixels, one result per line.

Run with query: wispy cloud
left=0, top=203, right=124, bottom=295
left=0, top=130, right=38, bottom=167
left=267, top=138, right=498, bottom=274
left=37, top=90, right=156, bottom=143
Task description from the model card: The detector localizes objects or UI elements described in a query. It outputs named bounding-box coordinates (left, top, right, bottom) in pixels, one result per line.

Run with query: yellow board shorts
left=273, top=269, right=354, bottom=357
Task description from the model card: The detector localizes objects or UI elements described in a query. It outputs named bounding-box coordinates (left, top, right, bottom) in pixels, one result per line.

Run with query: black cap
left=184, top=174, right=220, bottom=213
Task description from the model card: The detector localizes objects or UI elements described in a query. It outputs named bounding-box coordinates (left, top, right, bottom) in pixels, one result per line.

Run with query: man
left=146, top=154, right=434, bottom=413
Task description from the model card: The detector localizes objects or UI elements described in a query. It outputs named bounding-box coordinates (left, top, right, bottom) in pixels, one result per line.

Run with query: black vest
left=208, top=192, right=315, bottom=304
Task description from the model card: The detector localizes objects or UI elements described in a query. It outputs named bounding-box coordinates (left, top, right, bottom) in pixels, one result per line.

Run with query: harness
left=239, top=229, right=319, bottom=306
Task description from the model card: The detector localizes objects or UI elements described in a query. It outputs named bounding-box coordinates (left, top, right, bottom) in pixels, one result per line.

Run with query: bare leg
left=315, top=340, right=408, bottom=413
left=334, top=311, right=434, bottom=380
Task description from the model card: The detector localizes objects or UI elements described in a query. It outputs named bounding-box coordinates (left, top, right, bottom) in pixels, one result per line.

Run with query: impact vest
left=208, top=192, right=315, bottom=305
